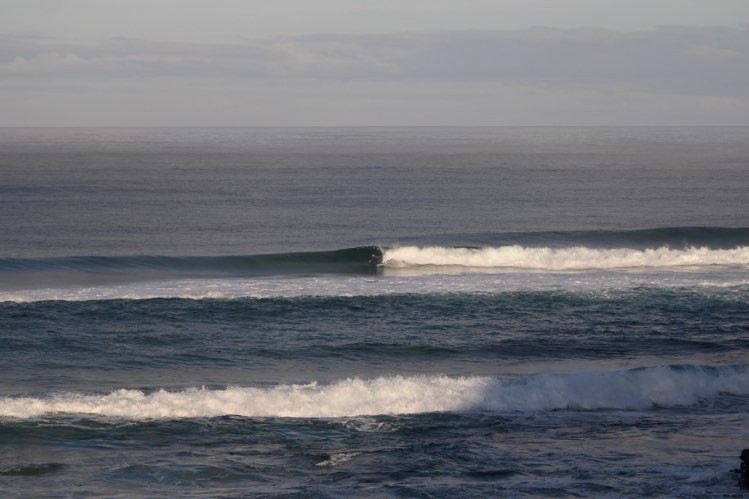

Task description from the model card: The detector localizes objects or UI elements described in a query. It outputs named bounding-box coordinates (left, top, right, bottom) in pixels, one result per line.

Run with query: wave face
left=1, top=365, right=746, bottom=419
left=0, top=246, right=382, bottom=289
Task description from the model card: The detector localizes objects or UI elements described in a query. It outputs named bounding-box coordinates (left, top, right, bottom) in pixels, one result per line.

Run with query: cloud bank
left=1, top=26, right=748, bottom=125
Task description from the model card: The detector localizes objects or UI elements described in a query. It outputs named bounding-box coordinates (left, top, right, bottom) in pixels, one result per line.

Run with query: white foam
left=383, top=245, right=749, bottom=270
left=1, top=367, right=746, bottom=419
left=2, top=265, right=748, bottom=303
left=315, top=452, right=361, bottom=467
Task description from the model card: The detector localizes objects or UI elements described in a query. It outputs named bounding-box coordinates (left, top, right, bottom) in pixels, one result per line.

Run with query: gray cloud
left=1, top=27, right=747, bottom=96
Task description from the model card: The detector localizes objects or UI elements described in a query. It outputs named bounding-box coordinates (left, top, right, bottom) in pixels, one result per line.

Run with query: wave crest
left=1, top=365, right=746, bottom=419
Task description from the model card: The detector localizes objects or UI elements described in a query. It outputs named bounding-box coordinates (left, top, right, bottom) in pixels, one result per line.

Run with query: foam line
left=1, top=365, right=746, bottom=419
left=2, top=268, right=749, bottom=303
left=382, top=245, right=749, bottom=270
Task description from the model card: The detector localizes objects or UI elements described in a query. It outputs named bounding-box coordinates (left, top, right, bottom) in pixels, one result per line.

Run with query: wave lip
left=382, top=245, right=749, bottom=271
left=1, top=365, right=746, bottom=419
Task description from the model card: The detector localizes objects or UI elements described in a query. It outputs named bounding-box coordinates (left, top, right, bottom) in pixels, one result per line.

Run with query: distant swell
left=1, top=365, right=746, bottom=419
left=382, top=245, right=749, bottom=270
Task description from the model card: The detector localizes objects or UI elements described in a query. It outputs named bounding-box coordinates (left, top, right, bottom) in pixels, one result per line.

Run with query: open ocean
left=1, top=126, right=748, bottom=497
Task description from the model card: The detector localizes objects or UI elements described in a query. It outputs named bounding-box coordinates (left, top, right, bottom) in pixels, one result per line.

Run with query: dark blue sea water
left=1, top=127, right=748, bottom=497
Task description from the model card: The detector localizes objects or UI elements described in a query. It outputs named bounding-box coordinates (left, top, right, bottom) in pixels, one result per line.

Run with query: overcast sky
left=2, top=0, right=748, bottom=126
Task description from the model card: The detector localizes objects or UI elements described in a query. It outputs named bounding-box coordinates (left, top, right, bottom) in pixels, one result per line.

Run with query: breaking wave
left=3, top=228, right=749, bottom=293
left=382, top=245, right=749, bottom=270
left=2, top=365, right=746, bottom=419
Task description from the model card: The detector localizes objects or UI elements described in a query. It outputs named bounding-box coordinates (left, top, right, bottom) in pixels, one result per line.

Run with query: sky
left=1, top=0, right=748, bottom=126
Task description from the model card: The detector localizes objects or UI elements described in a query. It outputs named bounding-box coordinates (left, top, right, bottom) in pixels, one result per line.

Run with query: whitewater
left=382, top=244, right=749, bottom=270
left=3, top=366, right=748, bottom=419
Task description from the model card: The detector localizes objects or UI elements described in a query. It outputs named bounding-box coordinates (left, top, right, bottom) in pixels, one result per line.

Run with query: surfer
left=369, top=247, right=383, bottom=265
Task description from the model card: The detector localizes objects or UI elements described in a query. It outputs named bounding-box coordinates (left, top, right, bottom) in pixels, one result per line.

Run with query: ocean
left=1, top=126, right=748, bottom=497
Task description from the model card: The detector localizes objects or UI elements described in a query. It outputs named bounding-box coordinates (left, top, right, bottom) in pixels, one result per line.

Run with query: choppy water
left=1, top=127, right=748, bottom=497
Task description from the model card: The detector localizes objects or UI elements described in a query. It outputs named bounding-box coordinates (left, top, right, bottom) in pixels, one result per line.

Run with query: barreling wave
left=3, top=228, right=749, bottom=291
left=2, top=365, right=747, bottom=419
left=382, top=245, right=749, bottom=270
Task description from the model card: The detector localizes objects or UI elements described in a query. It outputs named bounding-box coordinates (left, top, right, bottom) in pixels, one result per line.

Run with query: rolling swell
left=3, top=289, right=747, bottom=373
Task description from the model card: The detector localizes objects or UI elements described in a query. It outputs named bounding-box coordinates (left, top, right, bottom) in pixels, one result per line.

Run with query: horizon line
left=2, top=124, right=748, bottom=129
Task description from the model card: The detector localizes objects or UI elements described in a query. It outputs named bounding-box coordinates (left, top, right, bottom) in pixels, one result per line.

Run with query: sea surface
left=1, top=127, right=748, bottom=497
